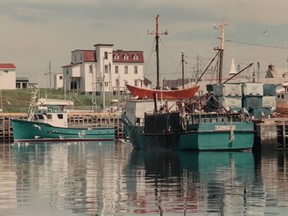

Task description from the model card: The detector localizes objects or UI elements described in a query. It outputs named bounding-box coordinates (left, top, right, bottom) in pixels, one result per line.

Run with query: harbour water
left=0, top=141, right=288, bottom=215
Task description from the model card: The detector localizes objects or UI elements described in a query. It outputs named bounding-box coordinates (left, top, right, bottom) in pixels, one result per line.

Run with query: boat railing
left=187, top=112, right=246, bottom=124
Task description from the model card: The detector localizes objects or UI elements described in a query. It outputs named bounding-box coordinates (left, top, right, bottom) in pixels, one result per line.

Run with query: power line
left=226, top=39, right=288, bottom=50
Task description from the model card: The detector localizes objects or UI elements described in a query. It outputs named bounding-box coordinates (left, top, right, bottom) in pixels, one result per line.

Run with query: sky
left=1, top=0, right=288, bottom=87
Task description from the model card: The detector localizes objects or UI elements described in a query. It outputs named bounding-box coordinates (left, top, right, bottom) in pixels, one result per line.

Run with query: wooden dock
left=255, top=117, right=288, bottom=151
left=0, top=112, right=125, bottom=143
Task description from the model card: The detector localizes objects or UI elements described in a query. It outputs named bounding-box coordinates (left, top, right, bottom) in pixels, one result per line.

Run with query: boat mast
left=27, top=84, right=39, bottom=121
left=214, top=21, right=227, bottom=84
left=181, top=50, right=185, bottom=89
left=148, top=15, right=168, bottom=89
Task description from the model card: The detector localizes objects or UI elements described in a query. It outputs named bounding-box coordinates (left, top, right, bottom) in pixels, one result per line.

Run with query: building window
left=105, top=65, right=108, bottom=73
left=104, top=52, right=108, bottom=59
left=115, top=66, right=119, bottom=74
left=116, top=79, right=119, bottom=87
left=133, top=54, right=138, bottom=60
left=71, top=81, right=77, bottom=89
left=134, top=79, right=139, bottom=86
left=125, top=66, right=128, bottom=74
left=105, top=82, right=109, bottom=87
left=89, top=65, right=93, bottom=73
left=124, top=53, right=129, bottom=60
left=66, top=69, right=69, bottom=75
left=114, top=54, right=119, bottom=60
left=59, top=75, right=63, bottom=80
left=134, top=66, right=138, bottom=74
left=16, top=83, right=20, bottom=88
left=4, top=70, right=8, bottom=73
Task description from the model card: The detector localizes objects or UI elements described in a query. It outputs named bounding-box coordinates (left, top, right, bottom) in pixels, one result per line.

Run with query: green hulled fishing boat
left=121, top=95, right=255, bottom=151
left=121, top=17, right=254, bottom=151
left=12, top=87, right=115, bottom=143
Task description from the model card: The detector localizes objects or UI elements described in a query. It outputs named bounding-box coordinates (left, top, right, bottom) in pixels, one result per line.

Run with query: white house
left=62, top=44, right=145, bottom=94
left=0, top=63, right=16, bottom=90
left=54, top=73, right=63, bottom=89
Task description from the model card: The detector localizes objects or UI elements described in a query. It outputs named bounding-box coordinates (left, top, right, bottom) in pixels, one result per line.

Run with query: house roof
left=265, top=64, right=283, bottom=79
left=0, top=63, right=16, bottom=69
left=113, top=50, right=144, bottom=63
left=82, top=50, right=96, bottom=62
left=71, top=50, right=144, bottom=64
left=144, top=77, right=152, bottom=85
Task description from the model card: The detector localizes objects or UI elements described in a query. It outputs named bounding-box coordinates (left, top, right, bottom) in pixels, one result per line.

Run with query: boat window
left=57, top=114, right=64, bottom=119
left=37, top=114, right=45, bottom=120
left=282, top=95, right=284, bottom=99
left=47, top=114, right=52, bottom=119
left=33, top=115, right=38, bottom=120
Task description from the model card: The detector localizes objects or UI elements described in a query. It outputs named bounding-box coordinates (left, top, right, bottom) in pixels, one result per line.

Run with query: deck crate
left=242, top=83, right=263, bottom=96
left=210, top=83, right=242, bottom=96
left=242, top=95, right=263, bottom=109
left=263, top=84, right=276, bottom=96
left=218, top=96, right=242, bottom=110
left=262, top=96, right=276, bottom=110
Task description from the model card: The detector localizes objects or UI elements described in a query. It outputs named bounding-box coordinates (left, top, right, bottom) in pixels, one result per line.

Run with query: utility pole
left=148, top=15, right=168, bottom=89
left=49, top=61, right=52, bottom=89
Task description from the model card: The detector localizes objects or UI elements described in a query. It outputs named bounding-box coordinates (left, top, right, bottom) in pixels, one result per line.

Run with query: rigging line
left=226, top=39, right=288, bottom=50
left=144, top=39, right=156, bottom=75
left=159, top=37, right=179, bottom=72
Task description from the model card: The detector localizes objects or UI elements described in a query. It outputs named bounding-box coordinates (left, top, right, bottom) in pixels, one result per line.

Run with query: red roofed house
left=0, top=63, right=16, bottom=90
left=62, top=44, right=147, bottom=96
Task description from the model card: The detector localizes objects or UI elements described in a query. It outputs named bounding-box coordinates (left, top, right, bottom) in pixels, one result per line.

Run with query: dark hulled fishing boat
left=121, top=17, right=255, bottom=151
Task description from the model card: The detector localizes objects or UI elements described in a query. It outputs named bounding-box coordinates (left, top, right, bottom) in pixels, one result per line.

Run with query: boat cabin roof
left=37, top=98, right=74, bottom=106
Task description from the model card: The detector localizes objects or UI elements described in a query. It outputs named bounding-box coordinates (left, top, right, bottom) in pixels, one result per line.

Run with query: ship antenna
left=148, top=15, right=168, bottom=89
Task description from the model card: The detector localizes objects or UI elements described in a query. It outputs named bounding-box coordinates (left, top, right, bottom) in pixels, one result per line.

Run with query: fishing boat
left=11, top=88, right=115, bottom=143
left=126, top=83, right=199, bottom=100
left=121, top=17, right=255, bottom=151
left=122, top=94, right=255, bottom=150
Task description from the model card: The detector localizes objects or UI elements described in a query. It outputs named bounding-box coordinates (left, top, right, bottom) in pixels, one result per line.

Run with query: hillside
left=0, top=88, right=124, bottom=113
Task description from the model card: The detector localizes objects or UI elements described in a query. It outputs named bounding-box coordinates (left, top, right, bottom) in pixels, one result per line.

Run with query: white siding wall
left=0, top=70, right=16, bottom=90
left=54, top=73, right=63, bottom=89
left=114, top=63, right=144, bottom=88
left=63, top=45, right=144, bottom=93
left=95, top=45, right=113, bottom=92
left=82, top=63, right=96, bottom=92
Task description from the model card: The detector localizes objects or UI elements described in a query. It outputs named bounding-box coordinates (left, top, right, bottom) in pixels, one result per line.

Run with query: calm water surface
left=0, top=141, right=288, bottom=215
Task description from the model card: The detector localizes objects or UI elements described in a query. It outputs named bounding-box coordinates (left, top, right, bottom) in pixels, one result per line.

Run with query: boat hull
left=12, top=119, right=115, bottom=142
left=126, top=84, right=200, bottom=100
left=123, top=120, right=254, bottom=151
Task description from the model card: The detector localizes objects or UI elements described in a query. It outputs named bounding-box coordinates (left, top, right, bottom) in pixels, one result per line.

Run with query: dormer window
left=123, top=53, right=129, bottom=60
left=133, top=54, right=139, bottom=60
left=114, top=54, right=119, bottom=60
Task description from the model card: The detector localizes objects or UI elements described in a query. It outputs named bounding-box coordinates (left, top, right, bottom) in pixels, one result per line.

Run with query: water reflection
left=127, top=150, right=255, bottom=215
left=9, top=141, right=127, bottom=216
left=0, top=142, right=288, bottom=215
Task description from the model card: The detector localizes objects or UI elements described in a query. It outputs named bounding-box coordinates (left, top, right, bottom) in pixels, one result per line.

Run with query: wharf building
left=61, top=44, right=150, bottom=95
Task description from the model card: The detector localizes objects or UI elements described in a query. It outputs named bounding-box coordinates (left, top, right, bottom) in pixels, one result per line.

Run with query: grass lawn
left=0, top=88, right=125, bottom=113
